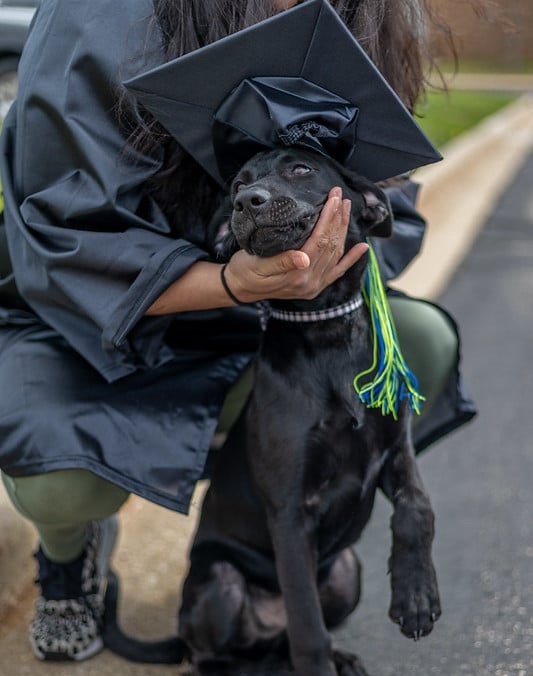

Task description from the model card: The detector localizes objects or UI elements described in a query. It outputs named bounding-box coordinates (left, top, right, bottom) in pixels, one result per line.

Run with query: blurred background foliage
left=416, top=89, right=516, bottom=148
left=415, top=0, right=531, bottom=147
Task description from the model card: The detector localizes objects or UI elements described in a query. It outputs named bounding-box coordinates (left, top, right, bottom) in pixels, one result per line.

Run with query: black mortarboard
left=124, top=0, right=441, bottom=187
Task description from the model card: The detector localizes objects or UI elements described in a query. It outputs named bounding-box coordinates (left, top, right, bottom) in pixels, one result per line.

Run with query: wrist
left=220, top=260, right=262, bottom=305
left=220, top=264, right=248, bottom=306
left=146, top=260, right=240, bottom=315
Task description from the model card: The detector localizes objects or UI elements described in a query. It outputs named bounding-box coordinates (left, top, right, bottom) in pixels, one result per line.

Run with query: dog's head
left=215, top=148, right=392, bottom=259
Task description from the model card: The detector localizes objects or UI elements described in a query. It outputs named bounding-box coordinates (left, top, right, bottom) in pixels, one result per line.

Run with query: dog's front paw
left=388, top=558, right=441, bottom=640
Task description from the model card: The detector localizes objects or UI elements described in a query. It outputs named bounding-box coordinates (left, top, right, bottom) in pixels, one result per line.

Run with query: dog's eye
left=291, top=164, right=312, bottom=176
left=233, top=181, right=246, bottom=193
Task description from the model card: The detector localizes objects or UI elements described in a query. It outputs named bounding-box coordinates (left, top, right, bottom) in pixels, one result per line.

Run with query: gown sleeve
left=371, top=177, right=427, bottom=284
left=0, top=0, right=212, bottom=382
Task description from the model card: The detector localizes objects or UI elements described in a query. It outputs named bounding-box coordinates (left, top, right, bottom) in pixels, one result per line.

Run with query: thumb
left=259, top=250, right=310, bottom=276
left=292, top=251, right=311, bottom=269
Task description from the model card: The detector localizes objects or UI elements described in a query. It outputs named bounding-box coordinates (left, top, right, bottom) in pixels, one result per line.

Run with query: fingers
left=331, top=241, right=369, bottom=280
left=299, top=189, right=354, bottom=291
left=301, top=187, right=347, bottom=267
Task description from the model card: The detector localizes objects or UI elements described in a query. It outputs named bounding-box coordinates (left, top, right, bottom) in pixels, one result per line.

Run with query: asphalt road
left=335, top=153, right=533, bottom=676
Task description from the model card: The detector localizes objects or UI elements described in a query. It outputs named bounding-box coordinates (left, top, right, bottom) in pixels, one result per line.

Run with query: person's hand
left=222, top=187, right=369, bottom=303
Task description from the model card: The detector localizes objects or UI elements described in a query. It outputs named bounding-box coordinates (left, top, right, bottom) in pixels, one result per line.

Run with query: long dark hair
left=121, top=0, right=455, bottom=230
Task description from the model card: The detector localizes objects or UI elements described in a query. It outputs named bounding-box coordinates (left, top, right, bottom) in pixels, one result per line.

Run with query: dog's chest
left=254, top=336, right=390, bottom=494
left=251, top=318, right=399, bottom=542
left=303, top=400, right=383, bottom=488
left=300, top=399, right=399, bottom=556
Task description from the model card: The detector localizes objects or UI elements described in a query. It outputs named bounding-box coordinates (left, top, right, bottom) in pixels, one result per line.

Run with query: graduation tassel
left=354, top=243, right=425, bottom=419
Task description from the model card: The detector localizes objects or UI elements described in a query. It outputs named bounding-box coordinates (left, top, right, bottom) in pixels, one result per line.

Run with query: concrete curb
left=0, top=94, right=532, bottom=659
left=0, top=487, right=35, bottom=617
left=391, top=94, right=533, bottom=300
left=440, top=72, right=533, bottom=92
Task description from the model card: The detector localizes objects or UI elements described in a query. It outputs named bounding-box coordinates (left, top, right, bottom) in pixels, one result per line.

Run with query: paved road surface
left=335, top=153, right=533, bottom=676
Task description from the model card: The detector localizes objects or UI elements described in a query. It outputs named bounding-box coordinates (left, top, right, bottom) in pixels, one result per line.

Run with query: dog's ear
left=359, top=187, right=393, bottom=238
left=336, top=163, right=393, bottom=238
left=211, top=218, right=240, bottom=261
left=206, top=199, right=240, bottom=261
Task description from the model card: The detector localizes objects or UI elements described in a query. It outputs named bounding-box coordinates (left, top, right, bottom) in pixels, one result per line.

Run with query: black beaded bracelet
left=220, top=264, right=247, bottom=306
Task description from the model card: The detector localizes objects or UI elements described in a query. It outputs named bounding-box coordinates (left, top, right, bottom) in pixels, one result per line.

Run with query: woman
left=0, top=0, right=475, bottom=662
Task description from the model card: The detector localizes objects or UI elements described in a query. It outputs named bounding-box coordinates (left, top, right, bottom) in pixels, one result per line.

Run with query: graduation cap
left=124, top=0, right=441, bottom=187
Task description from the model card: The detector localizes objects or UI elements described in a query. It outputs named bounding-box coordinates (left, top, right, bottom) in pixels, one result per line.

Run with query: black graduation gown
left=0, top=0, right=476, bottom=513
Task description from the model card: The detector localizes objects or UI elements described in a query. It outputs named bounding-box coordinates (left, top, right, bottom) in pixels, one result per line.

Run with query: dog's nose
left=234, top=187, right=271, bottom=213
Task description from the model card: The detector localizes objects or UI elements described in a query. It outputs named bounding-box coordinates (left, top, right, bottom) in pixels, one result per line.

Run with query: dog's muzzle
left=231, top=186, right=320, bottom=256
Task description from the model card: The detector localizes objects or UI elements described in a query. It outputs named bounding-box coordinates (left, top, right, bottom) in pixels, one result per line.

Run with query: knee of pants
left=389, top=297, right=458, bottom=407
left=216, top=362, right=255, bottom=435
left=2, top=469, right=129, bottom=526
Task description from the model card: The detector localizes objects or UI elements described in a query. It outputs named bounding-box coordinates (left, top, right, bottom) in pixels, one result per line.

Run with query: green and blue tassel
left=353, top=242, right=425, bottom=419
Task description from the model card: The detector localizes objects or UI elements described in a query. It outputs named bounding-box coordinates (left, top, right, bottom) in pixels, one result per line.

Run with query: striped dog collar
left=258, top=295, right=364, bottom=330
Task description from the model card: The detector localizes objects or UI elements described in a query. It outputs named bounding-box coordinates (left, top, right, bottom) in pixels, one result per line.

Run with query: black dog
left=176, top=148, right=441, bottom=676
left=102, top=148, right=441, bottom=675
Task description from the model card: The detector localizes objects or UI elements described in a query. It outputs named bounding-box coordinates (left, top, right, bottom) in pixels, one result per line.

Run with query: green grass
left=438, top=59, right=533, bottom=74
left=415, top=89, right=516, bottom=148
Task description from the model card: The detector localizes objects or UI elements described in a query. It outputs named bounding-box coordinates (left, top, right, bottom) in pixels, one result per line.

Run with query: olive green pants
left=2, top=297, right=457, bottom=563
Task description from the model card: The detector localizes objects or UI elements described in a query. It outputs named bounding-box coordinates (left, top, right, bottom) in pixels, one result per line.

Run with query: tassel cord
left=353, top=243, right=425, bottom=420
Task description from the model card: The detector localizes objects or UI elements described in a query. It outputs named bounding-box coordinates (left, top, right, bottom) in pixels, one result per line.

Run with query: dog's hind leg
left=179, top=561, right=246, bottom=663
left=318, top=549, right=370, bottom=676
left=320, top=547, right=362, bottom=629
left=179, top=561, right=289, bottom=675
left=333, top=650, right=371, bottom=676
